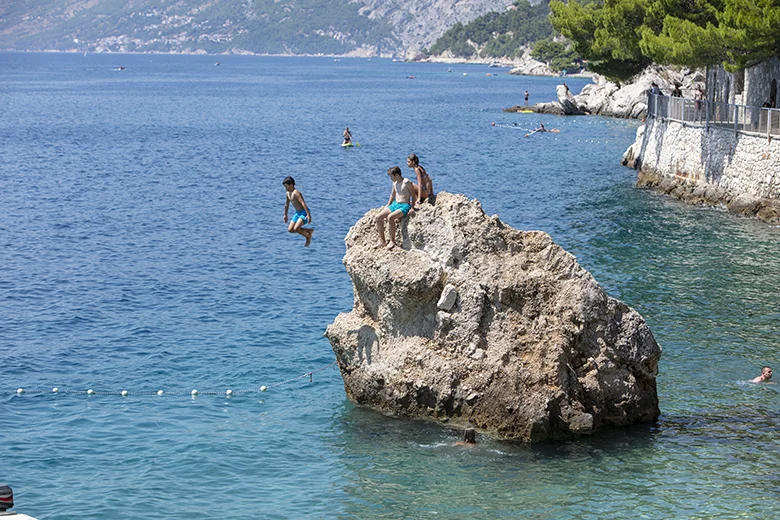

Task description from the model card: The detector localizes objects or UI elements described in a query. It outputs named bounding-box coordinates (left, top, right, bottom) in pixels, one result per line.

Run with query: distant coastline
left=4, top=48, right=595, bottom=79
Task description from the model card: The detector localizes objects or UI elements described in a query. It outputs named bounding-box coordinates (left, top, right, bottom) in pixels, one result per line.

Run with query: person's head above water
left=463, top=428, right=476, bottom=444
left=752, top=366, right=773, bottom=383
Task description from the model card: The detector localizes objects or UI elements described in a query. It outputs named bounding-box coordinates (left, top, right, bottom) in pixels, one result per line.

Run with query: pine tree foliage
left=550, top=0, right=780, bottom=81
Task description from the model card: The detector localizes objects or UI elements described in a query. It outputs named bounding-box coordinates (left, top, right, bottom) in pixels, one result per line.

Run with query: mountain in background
left=0, top=0, right=515, bottom=57
left=427, top=0, right=552, bottom=59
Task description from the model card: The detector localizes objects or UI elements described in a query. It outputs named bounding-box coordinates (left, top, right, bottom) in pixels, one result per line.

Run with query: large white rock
left=326, top=192, right=662, bottom=442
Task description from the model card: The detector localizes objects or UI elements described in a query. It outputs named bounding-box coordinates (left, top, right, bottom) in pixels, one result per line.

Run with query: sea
left=1, top=52, right=779, bottom=519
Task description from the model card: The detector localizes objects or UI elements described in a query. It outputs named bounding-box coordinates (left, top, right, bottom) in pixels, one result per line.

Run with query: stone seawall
left=622, top=119, right=780, bottom=223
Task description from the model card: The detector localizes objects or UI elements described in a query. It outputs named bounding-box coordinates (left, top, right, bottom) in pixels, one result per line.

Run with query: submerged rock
left=326, top=192, right=661, bottom=442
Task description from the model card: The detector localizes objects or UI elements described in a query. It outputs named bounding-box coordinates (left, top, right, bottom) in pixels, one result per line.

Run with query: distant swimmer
left=525, top=122, right=560, bottom=137
left=453, top=428, right=477, bottom=446
left=751, top=366, right=774, bottom=383
left=282, top=176, right=314, bottom=247
left=407, top=153, right=434, bottom=207
left=342, top=127, right=353, bottom=146
left=376, top=166, right=415, bottom=251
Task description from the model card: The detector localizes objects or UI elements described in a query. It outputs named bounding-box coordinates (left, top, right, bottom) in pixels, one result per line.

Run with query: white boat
left=0, top=484, right=39, bottom=520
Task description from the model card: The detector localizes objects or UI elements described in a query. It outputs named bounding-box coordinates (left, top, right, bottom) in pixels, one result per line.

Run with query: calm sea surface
left=1, top=53, right=778, bottom=519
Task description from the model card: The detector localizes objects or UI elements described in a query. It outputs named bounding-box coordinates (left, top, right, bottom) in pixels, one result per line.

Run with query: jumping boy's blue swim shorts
left=292, top=209, right=308, bottom=223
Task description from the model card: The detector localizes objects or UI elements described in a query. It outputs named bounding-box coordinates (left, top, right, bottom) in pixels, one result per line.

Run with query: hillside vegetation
left=427, top=0, right=553, bottom=59
left=425, top=0, right=582, bottom=73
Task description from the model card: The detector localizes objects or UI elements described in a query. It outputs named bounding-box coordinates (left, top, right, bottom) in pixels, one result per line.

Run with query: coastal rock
left=508, top=50, right=553, bottom=76
left=505, top=83, right=587, bottom=115
left=574, top=66, right=704, bottom=119
left=326, top=192, right=662, bottom=442
left=557, top=84, right=585, bottom=115
left=621, top=125, right=646, bottom=169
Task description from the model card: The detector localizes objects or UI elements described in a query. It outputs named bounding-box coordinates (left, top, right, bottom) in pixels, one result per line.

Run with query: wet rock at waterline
left=326, top=192, right=661, bottom=442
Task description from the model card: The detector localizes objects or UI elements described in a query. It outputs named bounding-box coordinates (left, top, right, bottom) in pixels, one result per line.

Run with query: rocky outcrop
left=507, top=49, right=553, bottom=76
left=326, top=192, right=662, bottom=442
left=575, top=66, right=705, bottom=119
left=505, top=84, right=586, bottom=115
left=505, top=66, right=704, bottom=118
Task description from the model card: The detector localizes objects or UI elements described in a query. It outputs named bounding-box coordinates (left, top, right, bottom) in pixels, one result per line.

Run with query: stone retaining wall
left=622, top=118, right=780, bottom=223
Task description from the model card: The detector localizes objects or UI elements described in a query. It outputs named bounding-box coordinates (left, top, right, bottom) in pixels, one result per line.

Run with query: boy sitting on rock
left=375, top=166, right=415, bottom=251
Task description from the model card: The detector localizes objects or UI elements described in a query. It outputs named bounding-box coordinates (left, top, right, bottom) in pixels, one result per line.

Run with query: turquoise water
left=2, top=53, right=778, bottom=519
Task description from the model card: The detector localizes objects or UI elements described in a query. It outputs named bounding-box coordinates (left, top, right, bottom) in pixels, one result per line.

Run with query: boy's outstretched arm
left=298, top=191, right=312, bottom=223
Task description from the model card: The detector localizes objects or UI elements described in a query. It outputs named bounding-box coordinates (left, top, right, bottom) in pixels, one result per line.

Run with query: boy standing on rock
left=282, top=176, right=313, bottom=247
left=375, top=166, right=415, bottom=251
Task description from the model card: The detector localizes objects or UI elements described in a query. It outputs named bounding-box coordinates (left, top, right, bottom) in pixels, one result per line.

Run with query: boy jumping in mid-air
left=282, top=176, right=313, bottom=247
left=375, top=166, right=415, bottom=251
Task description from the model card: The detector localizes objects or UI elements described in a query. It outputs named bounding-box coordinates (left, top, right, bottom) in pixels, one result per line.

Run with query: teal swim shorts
left=388, top=201, right=411, bottom=216
left=292, top=209, right=308, bottom=223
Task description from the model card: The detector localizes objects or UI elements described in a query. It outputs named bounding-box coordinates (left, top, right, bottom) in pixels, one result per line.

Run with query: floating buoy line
left=12, top=361, right=337, bottom=398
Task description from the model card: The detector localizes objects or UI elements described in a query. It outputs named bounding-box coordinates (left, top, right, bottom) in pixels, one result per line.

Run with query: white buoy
left=157, top=390, right=164, bottom=396
left=260, top=386, right=267, bottom=392
left=87, top=389, right=95, bottom=395
left=52, top=387, right=59, bottom=393
left=191, top=389, right=198, bottom=396
left=121, top=390, right=128, bottom=397
left=226, top=389, right=233, bottom=396
left=16, top=388, right=24, bottom=395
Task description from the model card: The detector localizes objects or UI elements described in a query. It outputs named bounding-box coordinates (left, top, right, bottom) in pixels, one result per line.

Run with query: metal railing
left=647, top=93, right=780, bottom=138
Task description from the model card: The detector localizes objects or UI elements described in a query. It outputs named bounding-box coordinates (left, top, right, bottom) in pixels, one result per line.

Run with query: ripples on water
left=1, top=53, right=779, bottom=518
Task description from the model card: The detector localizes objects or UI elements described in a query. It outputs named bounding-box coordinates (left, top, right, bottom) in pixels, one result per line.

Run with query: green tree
left=552, top=0, right=780, bottom=80
left=550, top=0, right=653, bottom=80
left=717, top=0, right=780, bottom=70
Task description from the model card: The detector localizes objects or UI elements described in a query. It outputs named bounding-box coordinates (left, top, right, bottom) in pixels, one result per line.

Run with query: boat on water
left=0, top=484, right=38, bottom=520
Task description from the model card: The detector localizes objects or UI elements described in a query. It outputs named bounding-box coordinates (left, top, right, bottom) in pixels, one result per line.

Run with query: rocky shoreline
left=503, top=65, right=704, bottom=119
left=622, top=119, right=780, bottom=224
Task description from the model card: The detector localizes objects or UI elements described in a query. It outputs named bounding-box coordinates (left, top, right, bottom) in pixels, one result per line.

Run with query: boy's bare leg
left=375, top=209, right=390, bottom=248
left=386, top=211, right=402, bottom=250
left=290, top=219, right=310, bottom=246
